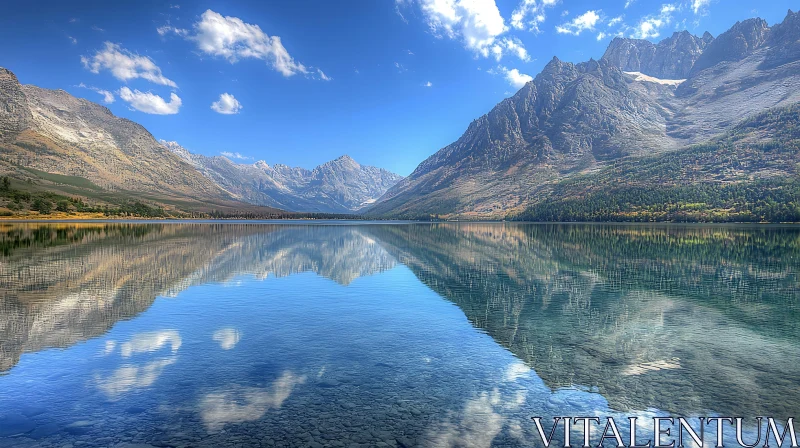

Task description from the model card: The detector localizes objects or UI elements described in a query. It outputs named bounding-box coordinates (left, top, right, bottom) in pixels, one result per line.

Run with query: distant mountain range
left=369, top=10, right=800, bottom=221
left=0, top=71, right=402, bottom=215
left=160, top=140, right=402, bottom=213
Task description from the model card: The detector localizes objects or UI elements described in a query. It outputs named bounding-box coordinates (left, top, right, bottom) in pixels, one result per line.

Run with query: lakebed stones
left=0, top=414, right=36, bottom=437
left=28, top=423, right=61, bottom=440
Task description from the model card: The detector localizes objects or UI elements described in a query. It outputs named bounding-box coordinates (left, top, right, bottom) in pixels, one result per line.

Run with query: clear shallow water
left=0, top=222, right=798, bottom=447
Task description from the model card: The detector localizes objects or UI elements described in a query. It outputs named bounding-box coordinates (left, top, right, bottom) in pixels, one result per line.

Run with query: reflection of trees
left=0, top=224, right=396, bottom=372
left=367, top=223, right=800, bottom=419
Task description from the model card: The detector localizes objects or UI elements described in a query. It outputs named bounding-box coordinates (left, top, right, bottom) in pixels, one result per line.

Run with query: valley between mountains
left=2, top=10, right=800, bottom=221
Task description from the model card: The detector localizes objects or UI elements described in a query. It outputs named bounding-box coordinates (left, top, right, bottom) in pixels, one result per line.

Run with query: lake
left=0, top=222, right=798, bottom=447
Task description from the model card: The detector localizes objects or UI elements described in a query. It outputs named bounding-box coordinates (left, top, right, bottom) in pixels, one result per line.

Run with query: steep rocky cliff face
left=0, top=69, right=32, bottom=136
left=370, top=11, right=800, bottom=219
left=761, top=9, right=800, bottom=70
left=689, top=18, right=770, bottom=74
left=162, top=140, right=403, bottom=213
left=602, top=30, right=712, bottom=79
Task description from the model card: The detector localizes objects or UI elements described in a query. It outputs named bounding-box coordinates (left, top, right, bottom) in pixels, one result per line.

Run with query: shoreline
left=2, top=218, right=799, bottom=226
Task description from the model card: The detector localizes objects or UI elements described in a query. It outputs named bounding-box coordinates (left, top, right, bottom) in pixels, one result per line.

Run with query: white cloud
left=395, top=61, right=407, bottom=72
left=211, top=93, right=243, bottom=115
left=82, top=42, right=177, bottom=88
left=91, top=89, right=114, bottom=104
left=630, top=3, right=678, bottom=39
left=511, top=0, right=559, bottom=33
left=91, top=25, right=105, bottom=32
left=556, top=10, right=602, bottom=35
left=423, top=81, right=433, bottom=87
left=608, top=15, right=624, bottom=27
left=118, top=87, right=182, bottom=115
left=634, top=19, right=662, bottom=39
left=597, top=31, right=607, bottom=41
left=496, top=65, right=533, bottom=89
left=221, top=151, right=252, bottom=160
left=491, top=37, right=530, bottom=62
left=317, top=69, right=331, bottom=81
left=77, top=83, right=115, bottom=104
left=691, top=0, right=710, bottom=14
left=661, top=4, right=678, bottom=14
left=395, top=0, right=412, bottom=22
left=504, top=68, right=532, bottom=88
left=68, top=36, right=77, bottom=44
left=416, top=0, right=508, bottom=58
left=398, top=0, right=529, bottom=61
left=176, top=10, right=323, bottom=79
left=157, top=25, right=188, bottom=36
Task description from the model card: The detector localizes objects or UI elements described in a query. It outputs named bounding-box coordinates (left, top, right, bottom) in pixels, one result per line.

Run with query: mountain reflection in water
left=0, top=223, right=396, bottom=372
left=369, top=224, right=800, bottom=419
left=0, top=222, right=798, bottom=447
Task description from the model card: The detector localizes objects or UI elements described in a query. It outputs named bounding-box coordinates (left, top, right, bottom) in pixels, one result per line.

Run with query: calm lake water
left=0, top=222, right=798, bottom=447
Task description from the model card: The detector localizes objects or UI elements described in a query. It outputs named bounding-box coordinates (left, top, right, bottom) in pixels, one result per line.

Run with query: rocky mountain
left=689, top=18, right=769, bottom=74
left=0, top=69, right=226, bottom=203
left=516, top=103, right=800, bottom=222
left=0, top=67, right=401, bottom=216
left=370, top=10, right=800, bottom=220
left=161, top=140, right=403, bottom=213
left=602, top=30, right=713, bottom=79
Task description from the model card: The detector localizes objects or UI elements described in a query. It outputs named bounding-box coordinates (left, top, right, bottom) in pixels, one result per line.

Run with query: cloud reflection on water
left=212, top=328, right=242, bottom=350
left=119, top=330, right=182, bottom=358
left=95, top=358, right=177, bottom=399
left=424, top=359, right=541, bottom=448
left=425, top=390, right=506, bottom=448
left=199, top=371, right=307, bottom=431
left=95, top=330, right=182, bottom=399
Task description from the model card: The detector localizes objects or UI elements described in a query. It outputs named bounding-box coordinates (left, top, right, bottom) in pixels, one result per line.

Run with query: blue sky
left=0, top=0, right=796, bottom=176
